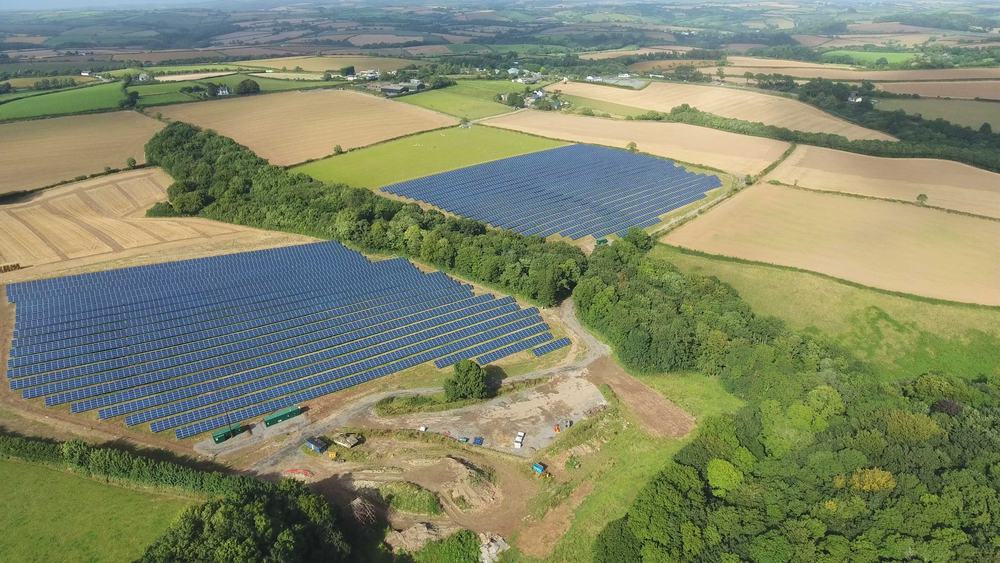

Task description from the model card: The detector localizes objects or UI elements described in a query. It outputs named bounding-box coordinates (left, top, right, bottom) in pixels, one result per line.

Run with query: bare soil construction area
left=877, top=81, right=1000, bottom=100
left=552, top=81, right=892, bottom=141
left=483, top=110, right=790, bottom=176
left=664, top=185, right=1000, bottom=306
left=156, top=89, right=457, bottom=165
left=0, top=169, right=313, bottom=283
left=765, top=145, right=1000, bottom=218
left=0, top=112, right=164, bottom=195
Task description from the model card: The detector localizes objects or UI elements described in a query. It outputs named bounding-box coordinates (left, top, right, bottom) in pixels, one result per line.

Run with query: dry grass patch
left=628, top=59, right=716, bottom=72
left=579, top=46, right=693, bottom=60
left=765, top=145, right=1000, bottom=218
left=726, top=56, right=852, bottom=69
left=878, top=81, right=1000, bottom=100
left=552, top=81, right=892, bottom=141
left=0, top=112, right=164, bottom=195
left=156, top=89, right=457, bottom=165
left=663, top=185, right=1000, bottom=306
left=239, top=55, right=417, bottom=72
left=482, top=111, right=789, bottom=176
left=0, top=169, right=313, bottom=282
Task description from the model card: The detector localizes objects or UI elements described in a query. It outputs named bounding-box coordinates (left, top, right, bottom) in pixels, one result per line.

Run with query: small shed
left=305, top=437, right=328, bottom=453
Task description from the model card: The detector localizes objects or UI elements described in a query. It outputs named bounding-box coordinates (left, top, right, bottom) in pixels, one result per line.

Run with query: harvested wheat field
left=240, top=55, right=418, bottom=72
left=579, top=46, right=693, bottom=60
left=725, top=56, right=852, bottom=69
left=664, top=185, right=1000, bottom=306
left=552, top=81, right=892, bottom=141
left=628, top=60, right=716, bottom=72
left=156, top=89, right=457, bottom=165
left=0, top=169, right=313, bottom=283
left=765, top=145, right=1000, bottom=218
left=720, top=65, right=1000, bottom=82
left=483, top=111, right=789, bottom=176
left=0, top=112, right=164, bottom=195
left=878, top=81, right=1000, bottom=100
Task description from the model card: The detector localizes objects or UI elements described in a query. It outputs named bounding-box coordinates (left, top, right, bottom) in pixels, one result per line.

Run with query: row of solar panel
left=533, top=338, right=572, bottom=357
left=10, top=282, right=480, bottom=375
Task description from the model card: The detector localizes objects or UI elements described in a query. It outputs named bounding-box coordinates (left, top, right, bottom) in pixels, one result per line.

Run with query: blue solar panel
left=383, top=144, right=722, bottom=240
left=4, top=241, right=563, bottom=439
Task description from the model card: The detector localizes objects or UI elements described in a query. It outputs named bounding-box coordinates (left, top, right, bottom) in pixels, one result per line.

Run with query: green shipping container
left=212, top=424, right=246, bottom=444
left=263, top=405, right=303, bottom=427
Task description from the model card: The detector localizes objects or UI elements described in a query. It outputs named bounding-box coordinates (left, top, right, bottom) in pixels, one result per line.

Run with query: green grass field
left=559, top=94, right=647, bottom=118
left=652, top=244, right=1000, bottom=379
left=398, top=80, right=529, bottom=120
left=0, top=459, right=192, bottom=562
left=0, top=82, right=123, bottom=120
left=820, top=50, right=916, bottom=65
left=132, top=73, right=336, bottom=107
left=878, top=98, right=1000, bottom=129
left=294, top=126, right=566, bottom=188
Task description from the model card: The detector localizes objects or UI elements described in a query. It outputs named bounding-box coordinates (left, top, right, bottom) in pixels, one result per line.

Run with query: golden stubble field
left=483, top=111, right=790, bottom=177
left=0, top=112, right=165, bottom=195
left=240, top=55, right=418, bottom=72
left=877, top=81, right=1000, bottom=100
left=720, top=64, right=1000, bottom=82
left=663, top=185, right=1000, bottom=306
left=551, top=81, right=893, bottom=141
left=156, top=89, right=457, bottom=165
left=765, top=145, right=1000, bottom=218
left=0, top=169, right=313, bottom=282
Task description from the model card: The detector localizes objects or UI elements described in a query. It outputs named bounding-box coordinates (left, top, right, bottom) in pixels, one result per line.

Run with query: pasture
left=663, top=185, right=1000, bottom=306
left=398, top=80, right=527, bottom=119
left=0, top=112, right=163, bottom=194
left=131, top=73, right=336, bottom=107
left=0, top=460, right=191, bottom=563
left=484, top=110, right=791, bottom=176
left=653, top=245, right=1000, bottom=379
left=239, top=55, right=418, bottom=72
left=4, top=74, right=96, bottom=88
left=765, top=145, right=1000, bottom=218
left=876, top=98, right=1000, bottom=129
left=552, top=81, right=893, bottom=141
left=155, top=89, right=457, bottom=165
left=0, top=82, right=123, bottom=121
left=560, top=94, right=647, bottom=117
left=0, top=169, right=312, bottom=283
left=877, top=81, right=1000, bottom=100
left=294, top=126, right=565, bottom=188
left=153, top=71, right=236, bottom=82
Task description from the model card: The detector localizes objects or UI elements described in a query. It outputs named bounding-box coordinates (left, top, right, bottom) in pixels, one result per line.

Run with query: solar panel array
left=4, top=242, right=563, bottom=439
left=383, top=144, right=722, bottom=240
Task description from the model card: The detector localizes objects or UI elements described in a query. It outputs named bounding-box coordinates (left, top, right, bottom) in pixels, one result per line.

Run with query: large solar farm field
left=384, top=144, right=722, bottom=240
left=764, top=145, right=1000, bottom=218
left=0, top=112, right=164, bottom=195
left=3, top=242, right=567, bottom=440
left=483, top=111, right=790, bottom=176
left=294, top=126, right=566, bottom=188
left=663, top=185, right=1000, bottom=306
left=155, top=89, right=457, bottom=165
left=0, top=169, right=312, bottom=283
left=551, top=81, right=894, bottom=141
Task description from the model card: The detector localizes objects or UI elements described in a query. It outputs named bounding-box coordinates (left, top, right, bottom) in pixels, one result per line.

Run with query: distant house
left=848, top=92, right=863, bottom=103
left=137, top=73, right=151, bottom=82
left=80, top=70, right=91, bottom=77
left=357, top=69, right=381, bottom=80
left=507, top=67, right=521, bottom=76
left=617, top=73, right=632, bottom=78
left=216, top=85, right=231, bottom=96
left=381, top=84, right=410, bottom=96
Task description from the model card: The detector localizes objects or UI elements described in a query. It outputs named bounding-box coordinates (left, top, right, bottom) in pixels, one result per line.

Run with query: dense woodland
left=145, top=123, right=586, bottom=306
left=577, top=233, right=1000, bottom=562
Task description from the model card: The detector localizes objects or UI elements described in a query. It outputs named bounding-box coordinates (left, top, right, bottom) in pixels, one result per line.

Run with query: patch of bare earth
left=585, top=356, right=695, bottom=438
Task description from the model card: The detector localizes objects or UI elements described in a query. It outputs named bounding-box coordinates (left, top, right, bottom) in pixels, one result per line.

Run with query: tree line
left=145, top=123, right=587, bottom=306
left=578, top=233, right=1000, bottom=562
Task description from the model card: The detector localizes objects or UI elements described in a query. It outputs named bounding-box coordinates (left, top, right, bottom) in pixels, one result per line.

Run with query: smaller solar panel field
left=383, top=144, right=722, bottom=240
left=4, top=242, right=560, bottom=440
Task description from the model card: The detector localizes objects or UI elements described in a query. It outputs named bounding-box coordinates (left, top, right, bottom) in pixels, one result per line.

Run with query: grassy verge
left=0, top=459, right=192, bottom=562
left=652, top=244, right=1000, bottom=379
left=293, top=126, right=566, bottom=188
left=373, top=377, right=547, bottom=416
left=557, top=94, right=647, bottom=118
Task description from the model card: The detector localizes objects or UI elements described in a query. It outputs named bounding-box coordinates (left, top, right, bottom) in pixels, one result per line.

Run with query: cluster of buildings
left=379, top=78, right=425, bottom=97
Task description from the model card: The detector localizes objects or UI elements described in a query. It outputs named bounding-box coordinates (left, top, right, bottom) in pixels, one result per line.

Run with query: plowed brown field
left=156, top=89, right=457, bottom=165
left=877, top=81, right=1000, bottom=100
left=483, top=111, right=789, bottom=176
left=551, top=81, right=893, bottom=141
left=0, top=169, right=313, bottom=283
left=663, top=185, right=1000, bottom=306
left=765, top=145, right=1000, bottom=218
left=0, top=112, right=164, bottom=195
